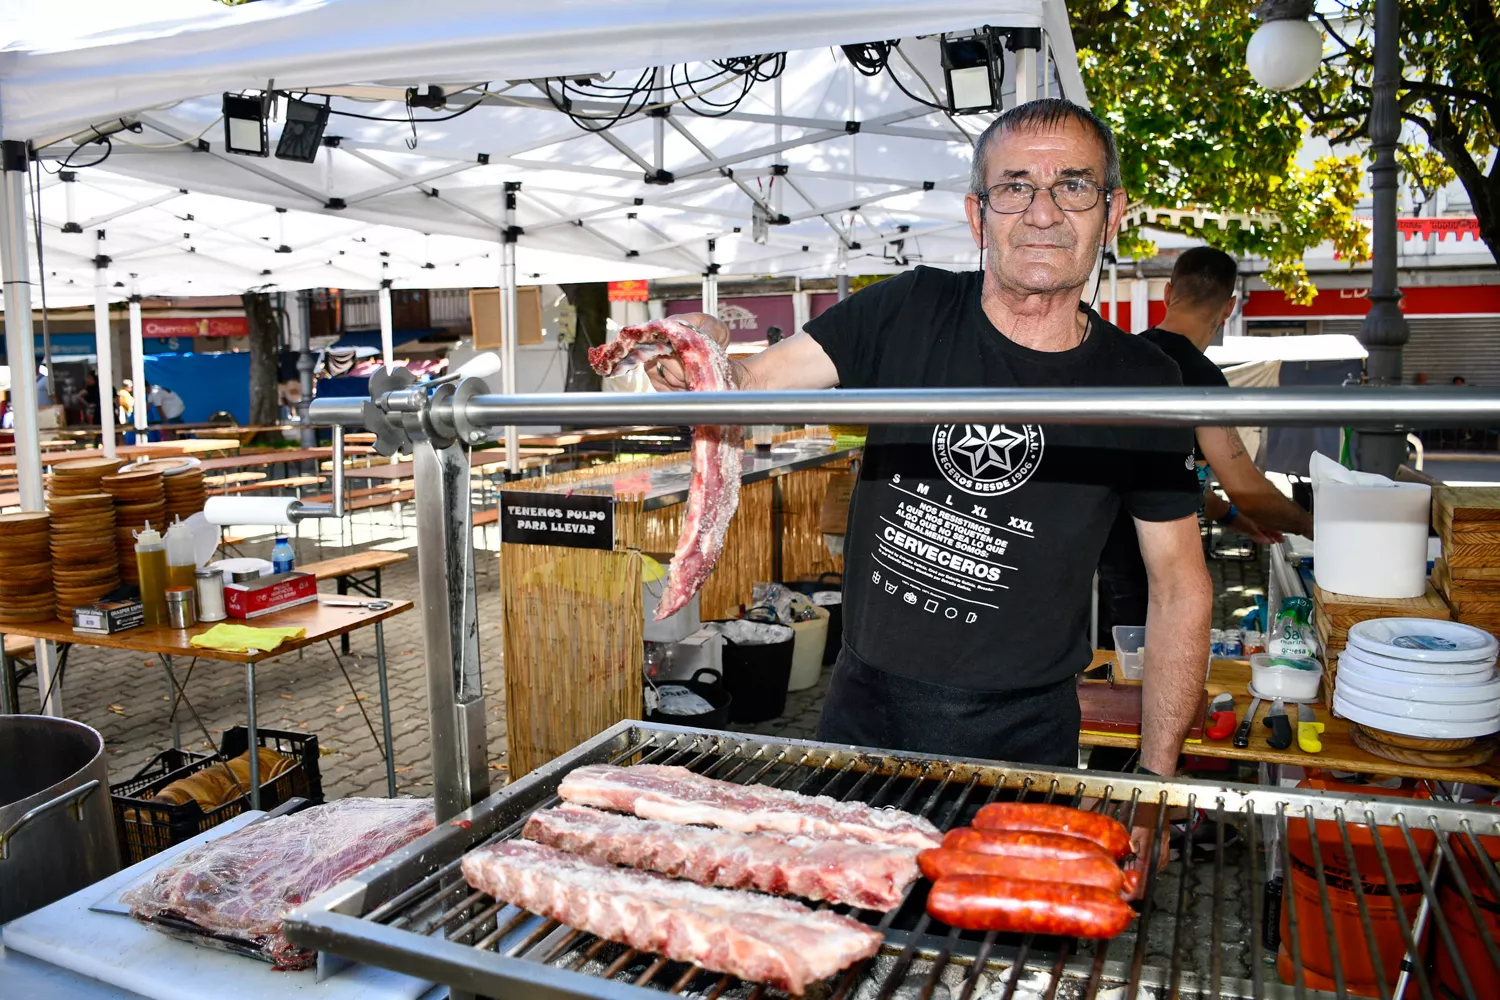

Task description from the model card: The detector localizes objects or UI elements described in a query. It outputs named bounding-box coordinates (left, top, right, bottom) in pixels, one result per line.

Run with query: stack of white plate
left=1335, top=618, right=1500, bottom=739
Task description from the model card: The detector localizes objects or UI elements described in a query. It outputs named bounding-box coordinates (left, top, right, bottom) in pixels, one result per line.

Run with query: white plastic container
left=643, top=560, right=701, bottom=644
left=1337, top=644, right=1497, bottom=682
left=1111, top=625, right=1146, bottom=681
left=1337, top=649, right=1500, bottom=694
left=1310, top=451, right=1432, bottom=599
left=787, top=605, right=830, bottom=692
left=1249, top=653, right=1324, bottom=702
left=1335, top=679, right=1500, bottom=723
left=1333, top=692, right=1500, bottom=740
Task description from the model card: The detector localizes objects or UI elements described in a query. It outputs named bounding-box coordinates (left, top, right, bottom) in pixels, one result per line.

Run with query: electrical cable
left=29, top=157, right=55, bottom=383
left=113, top=116, right=224, bottom=148
left=39, top=136, right=113, bottom=174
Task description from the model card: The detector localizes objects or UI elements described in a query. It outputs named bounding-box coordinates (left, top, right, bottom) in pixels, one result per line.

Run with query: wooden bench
left=223, top=475, right=325, bottom=496
left=205, top=471, right=268, bottom=489
left=300, top=550, right=410, bottom=652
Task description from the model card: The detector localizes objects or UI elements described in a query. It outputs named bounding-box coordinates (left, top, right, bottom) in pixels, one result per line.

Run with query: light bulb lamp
left=1246, top=0, right=1324, bottom=91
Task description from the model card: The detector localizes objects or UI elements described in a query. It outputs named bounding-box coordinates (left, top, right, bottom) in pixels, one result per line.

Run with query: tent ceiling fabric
left=3, top=0, right=1086, bottom=292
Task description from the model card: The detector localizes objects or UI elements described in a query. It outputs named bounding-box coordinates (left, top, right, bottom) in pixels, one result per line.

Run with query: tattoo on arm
left=1226, top=428, right=1248, bottom=461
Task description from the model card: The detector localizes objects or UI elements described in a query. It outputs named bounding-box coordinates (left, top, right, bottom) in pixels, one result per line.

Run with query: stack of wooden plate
left=102, top=470, right=166, bottom=585
left=1349, top=722, right=1496, bottom=769
left=48, top=456, right=125, bottom=497
left=123, top=458, right=209, bottom=524
left=163, top=469, right=207, bottom=523
left=0, top=512, right=55, bottom=623
left=47, top=493, right=119, bottom=620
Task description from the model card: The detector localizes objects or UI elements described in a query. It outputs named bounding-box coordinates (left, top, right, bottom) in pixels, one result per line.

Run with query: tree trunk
left=241, top=291, right=281, bottom=433
left=561, top=282, right=609, bottom=393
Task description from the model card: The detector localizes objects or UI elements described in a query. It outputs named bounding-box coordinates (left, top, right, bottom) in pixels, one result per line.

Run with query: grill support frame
left=284, top=722, right=1500, bottom=1000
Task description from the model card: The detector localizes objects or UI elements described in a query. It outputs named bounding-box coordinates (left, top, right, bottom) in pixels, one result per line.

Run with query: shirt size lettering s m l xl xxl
left=804, top=266, right=1199, bottom=693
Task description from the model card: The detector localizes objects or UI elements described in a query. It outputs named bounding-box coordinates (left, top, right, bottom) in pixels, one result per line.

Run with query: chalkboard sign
left=500, top=490, right=614, bottom=551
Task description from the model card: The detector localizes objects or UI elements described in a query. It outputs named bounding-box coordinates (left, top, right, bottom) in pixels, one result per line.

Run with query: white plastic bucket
left=787, top=605, right=830, bottom=692
left=1311, top=453, right=1431, bottom=599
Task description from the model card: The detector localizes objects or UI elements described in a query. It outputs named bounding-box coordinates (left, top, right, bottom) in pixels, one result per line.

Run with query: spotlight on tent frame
left=941, top=29, right=1002, bottom=115
left=223, top=94, right=268, bottom=157
left=276, top=97, right=330, bottom=163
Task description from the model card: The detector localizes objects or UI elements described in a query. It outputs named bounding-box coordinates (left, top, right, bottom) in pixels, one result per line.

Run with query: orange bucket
left=1277, top=778, right=1435, bottom=997
left=1435, top=833, right=1500, bottom=999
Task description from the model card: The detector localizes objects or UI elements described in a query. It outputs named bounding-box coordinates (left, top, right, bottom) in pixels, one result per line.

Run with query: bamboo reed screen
left=780, top=465, right=847, bottom=582
left=641, top=478, right=773, bottom=618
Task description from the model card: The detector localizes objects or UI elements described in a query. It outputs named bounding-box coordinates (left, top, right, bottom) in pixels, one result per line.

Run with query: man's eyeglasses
left=979, top=178, right=1108, bottom=214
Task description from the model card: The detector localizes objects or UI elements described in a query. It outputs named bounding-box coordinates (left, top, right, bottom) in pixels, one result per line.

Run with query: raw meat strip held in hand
left=523, top=803, right=920, bottom=909
left=460, top=839, right=882, bottom=994
left=588, top=318, right=741, bottom=619
left=557, top=763, right=942, bottom=849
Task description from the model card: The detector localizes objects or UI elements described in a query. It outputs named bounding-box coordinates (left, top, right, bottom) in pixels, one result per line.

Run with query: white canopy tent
left=2, top=0, right=1085, bottom=476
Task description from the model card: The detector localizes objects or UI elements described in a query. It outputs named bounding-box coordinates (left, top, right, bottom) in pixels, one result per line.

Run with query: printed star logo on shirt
left=950, top=424, right=1029, bottom=478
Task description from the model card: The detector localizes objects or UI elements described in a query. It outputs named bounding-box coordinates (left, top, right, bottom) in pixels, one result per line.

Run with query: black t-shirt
left=805, top=267, right=1199, bottom=692
left=1097, top=327, right=1227, bottom=611
left=1138, top=327, right=1229, bottom=461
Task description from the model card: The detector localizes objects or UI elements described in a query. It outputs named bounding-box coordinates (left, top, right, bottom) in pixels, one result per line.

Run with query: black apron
left=814, top=646, right=1081, bottom=768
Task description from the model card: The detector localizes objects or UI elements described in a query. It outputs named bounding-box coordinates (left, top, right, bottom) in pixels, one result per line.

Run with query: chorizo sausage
left=917, top=848, right=1130, bottom=896
left=926, top=874, right=1136, bottom=938
left=972, top=803, right=1132, bottom=859
left=943, top=826, right=1109, bottom=861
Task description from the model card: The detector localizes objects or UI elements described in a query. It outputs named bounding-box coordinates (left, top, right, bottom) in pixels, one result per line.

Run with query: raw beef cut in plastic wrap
left=122, top=798, right=435, bottom=969
left=589, top=317, right=742, bottom=619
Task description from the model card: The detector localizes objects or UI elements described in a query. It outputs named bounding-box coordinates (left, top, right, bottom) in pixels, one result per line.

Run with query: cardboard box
left=225, top=571, right=317, bottom=619
left=73, top=598, right=145, bottom=634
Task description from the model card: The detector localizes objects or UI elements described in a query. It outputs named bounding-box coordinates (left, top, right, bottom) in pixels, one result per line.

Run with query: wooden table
left=0, top=598, right=411, bottom=805
left=1080, top=652, right=1500, bottom=785
left=196, top=446, right=373, bottom=474
left=0, top=440, right=240, bottom=471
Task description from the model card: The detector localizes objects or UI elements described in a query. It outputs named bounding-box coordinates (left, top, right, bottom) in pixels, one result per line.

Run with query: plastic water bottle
left=271, top=535, right=295, bottom=575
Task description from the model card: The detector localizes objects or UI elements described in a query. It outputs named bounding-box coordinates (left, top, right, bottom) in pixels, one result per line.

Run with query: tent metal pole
left=129, top=291, right=146, bottom=434
left=93, top=230, right=117, bottom=459
left=701, top=238, right=718, bottom=317
left=378, top=277, right=395, bottom=373
left=501, top=181, right=520, bottom=475
left=0, top=140, right=61, bottom=716
left=291, top=290, right=316, bottom=447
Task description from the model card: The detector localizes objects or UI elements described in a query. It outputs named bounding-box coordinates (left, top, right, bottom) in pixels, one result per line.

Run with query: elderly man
left=652, top=99, right=1211, bottom=787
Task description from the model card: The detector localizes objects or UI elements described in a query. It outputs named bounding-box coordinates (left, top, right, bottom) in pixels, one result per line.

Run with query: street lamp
left=1247, top=1, right=1324, bottom=91
left=1246, top=0, right=1410, bottom=476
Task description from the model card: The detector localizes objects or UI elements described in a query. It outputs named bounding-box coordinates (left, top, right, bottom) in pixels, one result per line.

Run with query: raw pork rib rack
left=523, top=802, right=921, bottom=910
left=290, top=721, right=1473, bottom=1000
left=588, top=318, right=741, bottom=619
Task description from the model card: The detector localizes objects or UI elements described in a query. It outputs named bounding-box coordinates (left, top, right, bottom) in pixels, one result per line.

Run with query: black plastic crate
left=110, top=726, right=323, bottom=865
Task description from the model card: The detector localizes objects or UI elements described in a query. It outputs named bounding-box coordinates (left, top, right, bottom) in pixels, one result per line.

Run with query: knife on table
left=1233, top=696, right=1262, bottom=749
left=1297, top=703, right=1325, bottom=753
left=1264, top=698, right=1294, bottom=750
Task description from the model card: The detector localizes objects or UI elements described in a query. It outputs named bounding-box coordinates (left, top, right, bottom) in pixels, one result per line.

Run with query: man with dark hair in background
left=1097, top=247, right=1313, bottom=651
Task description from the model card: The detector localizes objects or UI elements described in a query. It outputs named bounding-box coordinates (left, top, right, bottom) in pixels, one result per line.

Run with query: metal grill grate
left=285, top=723, right=1500, bottom=1000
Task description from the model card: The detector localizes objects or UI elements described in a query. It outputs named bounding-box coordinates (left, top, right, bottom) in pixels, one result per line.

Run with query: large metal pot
left=0, top=715, right=120, bottom=923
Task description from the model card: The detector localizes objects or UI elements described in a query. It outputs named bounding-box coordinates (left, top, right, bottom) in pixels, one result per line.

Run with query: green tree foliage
left=1071, top=1, right=1498, bottom=304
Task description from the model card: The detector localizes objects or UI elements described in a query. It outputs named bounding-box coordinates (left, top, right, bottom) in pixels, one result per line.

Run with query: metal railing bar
left=1427, top=815, right=1500, bottom=976
left=446, top=900, right=502, bottom=945
left=1459, top=818, right=1500, bottom=902
left=1280, top=803, right=1308, bottom=1000
left=1301, top=804, right=1349, bottom=1000
left=1332, top=811, right=1393, bottom=1000
left=997, top=940, right=1034, bottom=1000
left=1166, top=794, right=1199, bottom=999
left=537, top=927, right=586, bottom=966
left=1123, top=790, right=1171, bottom=1000
left=1362, top=812, right=1436, bottom=1000
left=668, top=964, right=705, bottom=994
left=1209, top=801, right=1226, bottom=1000
left=1082, top=938, right=1113, bottom=1000
left=633, top=956, right=669, bottom=987
left=1395, top=815, right=1474, bottom=1000
left=914, top=926, right=962, bottom=1000
left=504, top=918, right=561, bottom=958
left=1040, top=940, right=1074, bottom=1000
left=472, top=907, right=533, bottom=952
left=1244, top=802, right=1264, bottom=1000
left=704, top=745, right=763, bottom=780
left=423, top=889, right=488, bottom=937
left=739, top=747, right=799, bottom=787
left=568, top=936, right=613, bottom=972
left=701, top=974, right=734, bottom=1000
left=601, top=947, right=641, bottom=979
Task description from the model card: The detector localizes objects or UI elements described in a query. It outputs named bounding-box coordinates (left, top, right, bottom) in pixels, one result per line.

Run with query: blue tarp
left=143, top=352, right=250, bottom=423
